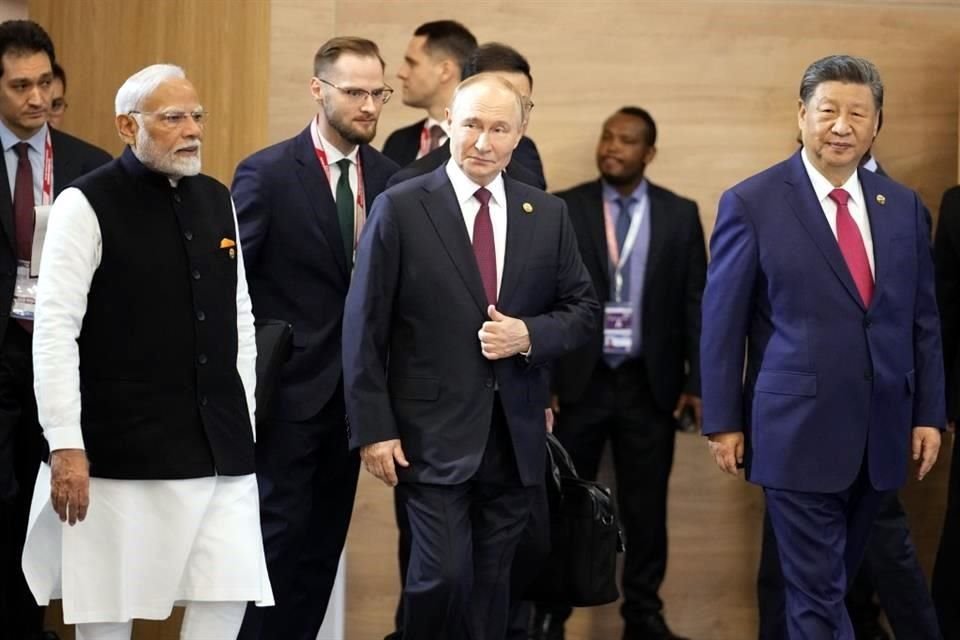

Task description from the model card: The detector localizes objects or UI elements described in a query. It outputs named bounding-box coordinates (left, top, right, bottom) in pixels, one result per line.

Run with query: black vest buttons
left=484, top=378, right=494, bottom=389
left=198, top=354, right=208, bottom=365
left=200, top=395, right=208, bottom=406
left=196, top=310, right=206, bottom=321
left=184, top=230, right=193, bottom=240
left=173, top=193, right=181, bottom=203
left=192, top=269, right=201, bottom=280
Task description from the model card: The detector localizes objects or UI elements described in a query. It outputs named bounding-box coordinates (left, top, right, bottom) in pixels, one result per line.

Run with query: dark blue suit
left=701, top=151, right=944, bottom=638
left=232, top=127, right=398, bottom=640
left=343, top=165, right=597, bottom=639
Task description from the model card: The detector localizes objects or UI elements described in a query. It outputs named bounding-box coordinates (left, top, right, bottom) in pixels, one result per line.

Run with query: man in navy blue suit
left=231, top=37, right=398, bottom=640
left=343, top=73, right=597, bottom=640
left=701, top=55, right=944, bottom=640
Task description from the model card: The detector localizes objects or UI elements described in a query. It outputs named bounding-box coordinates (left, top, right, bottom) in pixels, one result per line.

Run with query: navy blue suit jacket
left=343, top=166, right=598, bottom=487
left=232, top=127, right=399, bottom=422
left=701, top=151, right=944, bottom=493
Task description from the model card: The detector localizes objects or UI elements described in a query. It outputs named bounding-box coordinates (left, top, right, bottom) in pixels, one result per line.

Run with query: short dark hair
left=314, top=37, right=385, bottom=77
left=617, top=106, right=657, bottom=147
left=52, top=61, right=66, bottom=92
left=0, top=20, right=55, bottom=79
left=799, top=54, right=883, bottom=111
left=413, top=21, right=476, bottom=75
left=462, top=42, right=533, bottom=90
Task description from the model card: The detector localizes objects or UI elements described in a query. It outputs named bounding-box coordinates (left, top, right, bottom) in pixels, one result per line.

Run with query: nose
left=359, top=94, right=377, bottom=113
left=28, top=84, right=45, bottom=107
left=474, top=131, right=491, bottom=152
left=832, top=114, right=852, bottom=135
left=182, top=116, right=203, bottom=139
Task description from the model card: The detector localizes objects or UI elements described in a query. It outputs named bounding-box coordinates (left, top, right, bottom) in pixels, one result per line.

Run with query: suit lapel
left=292, top=128, right=349, bottom=282
left=497, top=177, right=537, bottom=310
left=642, top=184, right=669, bottom=297
left=583, top=181, right=610, bottom=297
left=784, top=152, right=865, bottom=310
left=50, top=129, right=77, bottom=195
left=0, top=146, right=11, bottom=250
left=420, top=167, right=489, bottom=315
left=859, top=168, right=891, bottom=311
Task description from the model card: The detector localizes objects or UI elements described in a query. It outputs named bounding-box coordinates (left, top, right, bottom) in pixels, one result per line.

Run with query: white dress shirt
left=801, top=147, right=875, bottom=277
left=0, top=120, right=48, bottom=204
left=445, top=158, right=507, bottom=297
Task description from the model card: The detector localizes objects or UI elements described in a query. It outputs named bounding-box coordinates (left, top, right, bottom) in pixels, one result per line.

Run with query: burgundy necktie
left=428, top=124, right=444, bottom=152
left=829, top=188, right=874, bottom=307
left=472, top=188, right=497, bottom=305
left=13, top=143, right=34, bottom=332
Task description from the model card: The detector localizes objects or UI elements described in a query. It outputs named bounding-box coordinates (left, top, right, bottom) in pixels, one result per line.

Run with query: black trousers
left=758, top=491, right=940, bottom=639
left=399, top=397, right=536, bottom=640
left=545, top=358, right=676, bottom=627
left=0, top=322, right=44, bottom=640
left=933, top=431, right=960, bottom=639
left=237, top=385, right=360, bottom=640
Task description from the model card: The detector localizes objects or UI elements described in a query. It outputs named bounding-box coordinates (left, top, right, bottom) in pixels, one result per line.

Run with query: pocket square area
left=220, top=238, right=236, bottom=249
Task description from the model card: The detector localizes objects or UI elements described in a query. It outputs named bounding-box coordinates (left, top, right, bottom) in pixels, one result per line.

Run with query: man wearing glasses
left=22, top=63, right=272, bottom=640
left=47, top=62, right=66, bottom=128
left=232, top=36, right=399, bottom=640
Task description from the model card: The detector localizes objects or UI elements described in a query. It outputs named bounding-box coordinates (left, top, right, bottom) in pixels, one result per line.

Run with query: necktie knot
left=828, top=188, right=850, bottom=207
left=475, top=187, right=491, bottom=207
left=617, top=196, right=635, bottom=219
left=14, top=142, right=29, bottom=161
left=336, top=157, right=351, bottom=172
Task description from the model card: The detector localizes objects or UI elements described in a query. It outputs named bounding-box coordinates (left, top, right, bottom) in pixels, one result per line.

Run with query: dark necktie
left=428, top=124, right=444, bottom=152
left=335, top=158, right=354, bottom=268
left=13, top=143, right=34, bottom=332
left=828, top=188, right=874, bottom=307
left=613, top=197, right=634, bottom=301
left=472, top=188, right=497, bottom=305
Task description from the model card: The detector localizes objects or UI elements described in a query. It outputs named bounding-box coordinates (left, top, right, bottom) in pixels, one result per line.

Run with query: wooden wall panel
left=29, top=0, right=270, bottom=186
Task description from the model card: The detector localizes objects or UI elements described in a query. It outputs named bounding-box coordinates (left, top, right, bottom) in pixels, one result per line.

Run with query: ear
left=444, top=106, right=452, bottom=129
left=644, top=145, right=657, bottom=165
left=438, top=59, right=456, bottom=84
left=310, top=77, right=324, bottom=105
left=115, top=113, right=138, bottom=146
left=797, top=98, right=807, bottom=132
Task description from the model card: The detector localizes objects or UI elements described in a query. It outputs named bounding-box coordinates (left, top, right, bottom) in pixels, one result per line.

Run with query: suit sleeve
left=683, top=202, right=707, bottom=396
left=342, top=192, right=403, bottom=450
left=935, top=187, right=960, bottom=419
left=513, top=137, right=546, bottom=190
left=700, top=190, right=757, bottom=435
left=913, top=194, right=947, bottom=428
left=522, top=200, right=599, bottom=366
left=231, top=157, right=269, bottom=271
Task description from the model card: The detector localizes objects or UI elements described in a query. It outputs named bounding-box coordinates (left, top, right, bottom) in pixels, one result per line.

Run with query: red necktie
left=829, top=188, right=874, bottom=307
left=13, top=143, right=34, bottom=332
left=472, top=188, right=497, bottom=305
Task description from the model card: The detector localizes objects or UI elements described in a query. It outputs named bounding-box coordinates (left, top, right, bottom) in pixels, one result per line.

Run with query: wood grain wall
left=29, top=0, right=270, bottom=186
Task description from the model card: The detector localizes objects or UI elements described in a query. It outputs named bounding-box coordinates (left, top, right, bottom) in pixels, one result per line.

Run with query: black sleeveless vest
left=71, top=148, right=254, bottom=479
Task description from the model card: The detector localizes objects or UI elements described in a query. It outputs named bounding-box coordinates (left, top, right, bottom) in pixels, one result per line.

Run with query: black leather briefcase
left=525, top=433, right=625, bottom=606
left=253, top=318, right=292, bottom=425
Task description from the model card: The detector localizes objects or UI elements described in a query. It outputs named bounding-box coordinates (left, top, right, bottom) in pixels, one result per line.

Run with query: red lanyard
left=40, top=130, right=53, bottom=205
left=311, top=115, right=365, bottom=211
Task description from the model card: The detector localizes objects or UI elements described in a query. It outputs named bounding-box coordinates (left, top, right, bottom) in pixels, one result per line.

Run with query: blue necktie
left=613, top=197, right=634, bottom=301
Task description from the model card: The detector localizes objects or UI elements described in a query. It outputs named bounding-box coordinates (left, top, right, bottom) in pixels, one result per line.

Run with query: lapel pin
left=229, top=248, right=236, bottom=259
left=522, top=202, right=534, bottom=214
left=876, top=194, right=886, bottom=205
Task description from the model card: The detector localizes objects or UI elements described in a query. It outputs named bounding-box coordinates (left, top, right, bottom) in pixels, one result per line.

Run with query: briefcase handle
left=545, top=432, right=579, bottom=493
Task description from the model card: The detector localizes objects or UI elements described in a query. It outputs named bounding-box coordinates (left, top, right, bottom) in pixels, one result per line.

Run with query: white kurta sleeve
left=32, top=187, right=102, bottom=452
left=232, top=199, right=258, bottom=439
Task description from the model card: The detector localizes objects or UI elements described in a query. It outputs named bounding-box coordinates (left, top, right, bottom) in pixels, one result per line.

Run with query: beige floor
left=46, top=431, right=953, bottom=640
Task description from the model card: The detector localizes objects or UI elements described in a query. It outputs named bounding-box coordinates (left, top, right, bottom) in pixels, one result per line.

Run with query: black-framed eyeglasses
left=128, top=110, right=208, bottom=128
left=318, top=78, right=393, bottom=104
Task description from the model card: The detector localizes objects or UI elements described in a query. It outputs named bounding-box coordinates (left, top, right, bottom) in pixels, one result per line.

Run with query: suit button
left=198, top=354, right=208, bottom=365
left=184, top=230, right=193, bottom=241
left=484, top=378, right=494, bottom=389
left=864, top=370, right=873, bottom=381
left=173, top=193, right=181, bottom=204
left=192, top=269, right=201, bottom=280
left=196, top=310, right=206, bottom=321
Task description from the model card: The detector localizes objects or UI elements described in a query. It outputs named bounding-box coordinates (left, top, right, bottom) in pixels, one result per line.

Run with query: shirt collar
left=445, top=157, right=506, bottom=209
left=861, top=154, right=878, bottom=173
left=601, top=178, right=648, bottom=206
left=801, top=146, right=864, bottom=208
left=0, top=120, right=47, bottom=154
left=315, top=123, right=359, bottom=166
left=424, top=117, right=449, bottom=136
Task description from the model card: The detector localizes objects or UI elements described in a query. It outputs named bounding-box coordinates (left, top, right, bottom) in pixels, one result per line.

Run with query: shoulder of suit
left=384, top=119, right=426, bottom=144
left=505, top=173, right=563, bottom=207
left=50, top=128, right=112, bottom=164
left=646, top=181, right=697, bottom=210
left=359, top=143, right=400, bottom=174
left=553, top=180, right=600, bottom=203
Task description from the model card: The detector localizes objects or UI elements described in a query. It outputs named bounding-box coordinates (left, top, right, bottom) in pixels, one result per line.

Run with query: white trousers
left=74, top=601, right=246, bottom=640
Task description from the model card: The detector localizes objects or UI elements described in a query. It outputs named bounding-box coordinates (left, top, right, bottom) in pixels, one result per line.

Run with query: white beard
left=134, top=127, right=202, bottom=177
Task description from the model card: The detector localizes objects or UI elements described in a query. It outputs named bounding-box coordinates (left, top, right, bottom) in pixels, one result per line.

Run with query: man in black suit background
left=231, top=36, right=398, bottom=640
left=344, top=73, right=597, bottom=640
left=388, top=43, right=546, bottom=190
left=933, top=183, right=960, bottom=639
left=535, top=107, right=705, bottom=640
left=381, top=20, right=476, bottom=167
left=0, top=19, right=111, bottom=640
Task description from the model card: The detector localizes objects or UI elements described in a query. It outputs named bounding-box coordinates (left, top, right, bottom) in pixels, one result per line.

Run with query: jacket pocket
left=390, top=376, right=440, bottom=401
left=754, top=370, right=816, bottom=397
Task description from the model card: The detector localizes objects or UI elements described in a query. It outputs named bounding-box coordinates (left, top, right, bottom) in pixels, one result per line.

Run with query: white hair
left=114, top=64, right=186, bottom=115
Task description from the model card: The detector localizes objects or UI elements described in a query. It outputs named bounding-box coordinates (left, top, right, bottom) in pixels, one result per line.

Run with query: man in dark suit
left=387, top=43, right=546, bottom=190
left=933, top=184, right=960, bottom=639
left=702, top=55, right=943, bottom=640
left=232, top=37, right=398, bottom=640
left=381, top=20, right=476, bottom=167
left=0, top=19, right=110, bottom=640
left=343, top=73, right=597, bottom=640
left=534, top=107, right=704, bottom=640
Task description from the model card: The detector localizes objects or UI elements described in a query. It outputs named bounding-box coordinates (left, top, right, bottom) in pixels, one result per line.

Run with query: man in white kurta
left=21, top=64, right=272, bottom=640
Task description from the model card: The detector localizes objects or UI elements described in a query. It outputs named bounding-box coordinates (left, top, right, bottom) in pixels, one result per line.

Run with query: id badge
left=11, top=260, right=36, bottom=320
left=603, top=303, right=633, bottom=355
